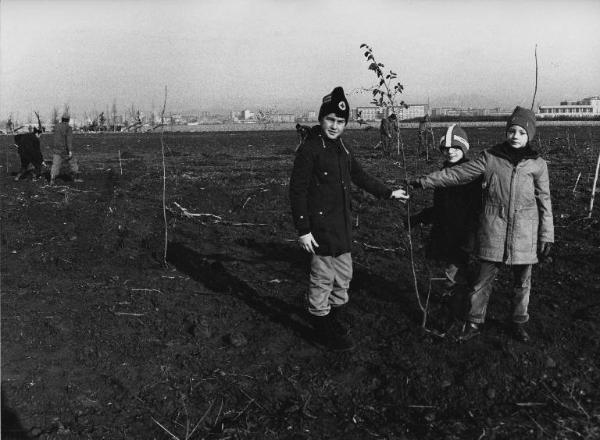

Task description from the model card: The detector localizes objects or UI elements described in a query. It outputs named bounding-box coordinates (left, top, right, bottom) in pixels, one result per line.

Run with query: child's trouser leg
left=329, top=252, right=352, bottom=308
left=308, top=253, right=353, bottom=316
left=50, top=154, right=62, bottom=182
left=467, top=260, right=500, bottom=324
left=308, top=255, right=335, bottom=316
left=444, top=263, right=460, bottom=289
left=69, top=156, right=80, bottom=175
left=443, top=251, right=469, bottom=292
left=511, top=264, right=532, bottom=324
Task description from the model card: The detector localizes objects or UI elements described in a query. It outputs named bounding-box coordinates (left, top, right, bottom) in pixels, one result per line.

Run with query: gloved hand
left=538, top=241, right=552, bottom=263
left=299, top=232, right=319, bottom=254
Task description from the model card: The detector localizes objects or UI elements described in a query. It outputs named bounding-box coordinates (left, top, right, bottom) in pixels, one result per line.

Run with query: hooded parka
left=418, top=143, right=554, bottom=265
left=290, top=127, right=392, bottom=256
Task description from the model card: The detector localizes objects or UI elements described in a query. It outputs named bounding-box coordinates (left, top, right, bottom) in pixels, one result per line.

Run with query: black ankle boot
left=512, top=323, right=530, bottom=342
left=311, top=314, right=355, bottom=352
left=329, top=307, right=349, bottom=336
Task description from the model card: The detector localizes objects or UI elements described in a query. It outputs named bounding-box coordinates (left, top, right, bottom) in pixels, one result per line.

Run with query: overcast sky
left=1, top=0, right=599, bottom=120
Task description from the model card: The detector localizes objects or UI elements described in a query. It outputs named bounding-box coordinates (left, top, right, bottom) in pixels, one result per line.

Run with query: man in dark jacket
left=379, top=113, right=397, bottom=156
left=13, top=128, right=44, bottom=181
left=290, top=86, right=408, bottom=351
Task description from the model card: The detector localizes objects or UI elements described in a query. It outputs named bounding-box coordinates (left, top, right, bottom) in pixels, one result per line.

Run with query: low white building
left=538, top=97, right=600, bottom=118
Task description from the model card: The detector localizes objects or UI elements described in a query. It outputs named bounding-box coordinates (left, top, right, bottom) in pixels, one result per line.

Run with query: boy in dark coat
left=290, top=86, right=408, bottom=351
left=410, top=125, right=481, bottom=296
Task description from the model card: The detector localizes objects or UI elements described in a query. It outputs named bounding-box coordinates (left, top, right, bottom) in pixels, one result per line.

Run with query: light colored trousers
left=51, top=154, right=79, bottom=181
left=468, top=261, right=532, bottom=324
left=308, top=252, right=352, bottom=316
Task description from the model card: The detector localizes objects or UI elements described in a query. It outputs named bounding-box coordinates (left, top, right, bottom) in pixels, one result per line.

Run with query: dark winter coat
left=290, top=128, right=392, bottom=256
left=380, top=117, right=397, bottom=138
left=418, top=142, right=554, bottom=265
left=14, top=133, right=44, bottom=174
left=413, top=157, right=481, bottom=261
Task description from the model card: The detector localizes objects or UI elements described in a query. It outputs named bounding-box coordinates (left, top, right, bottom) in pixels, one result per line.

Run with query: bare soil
left=1, top=126, right=599, bottom=439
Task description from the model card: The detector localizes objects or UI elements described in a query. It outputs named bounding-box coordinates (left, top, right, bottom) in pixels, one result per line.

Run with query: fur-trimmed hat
left=506, top=106, right=536, bottom=140
left=318, top=86, right=349, bottom=123
left=439, top=124, right=469, bottom=154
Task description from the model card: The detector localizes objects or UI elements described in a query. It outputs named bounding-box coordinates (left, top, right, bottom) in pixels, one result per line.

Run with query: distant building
left=538, top=97, right=600, bottom=118
left=431, top=107, right=510, bottom=118
left=353, top=104, right=427, bottom=121
left=272, top=113, right=295, bottom=123
left=353, top=106, right=385, bottom=121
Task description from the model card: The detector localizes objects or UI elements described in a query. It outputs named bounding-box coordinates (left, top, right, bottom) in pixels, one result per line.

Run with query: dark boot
left=458, top=322, right=481, bottom=342
left=311, top=314, right=355, bottom=352
left=329, top=307, right=349, bottom=336
left=512, top=323, right=530, bottom=343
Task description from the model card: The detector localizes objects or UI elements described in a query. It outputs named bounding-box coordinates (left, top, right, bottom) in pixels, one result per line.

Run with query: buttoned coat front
left=290, top=130, right=391, bottom=257
left=418, top=144, right=554, bottom=265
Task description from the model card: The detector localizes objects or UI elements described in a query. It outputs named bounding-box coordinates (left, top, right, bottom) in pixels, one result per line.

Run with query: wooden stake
left=589, top=147, right=600, bottom=218
left=531, top=44, right=538, bottom=111
left=160, top=86, right=168, bottom=266
left=572, top=172, right=581, bottom=194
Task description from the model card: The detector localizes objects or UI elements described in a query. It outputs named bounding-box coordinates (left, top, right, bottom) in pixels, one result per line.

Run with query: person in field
left=409, top=125, right=481, bottom=300
left=418, top=113, right=431, bottom=153
left=13, top=128, right=45, bottom=181
left=379, top=113, right=398, bottom=156
left=410, top=107, right=553, bottom=343
left=50, top=113, right=83, bottom=185
left=295, top=123, right=312, bottom=151
left=290, top=86, right=409, bottom=351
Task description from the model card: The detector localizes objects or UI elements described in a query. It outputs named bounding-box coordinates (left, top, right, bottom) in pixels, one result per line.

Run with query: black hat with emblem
left=318, top=86, right=349, bottom=123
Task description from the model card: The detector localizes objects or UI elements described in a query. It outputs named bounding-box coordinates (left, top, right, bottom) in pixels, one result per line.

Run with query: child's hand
left=390, top=189, right=409, bottom=201
left=299, top=233, right=319, bottom=254
left=538, top=241, right=552, bottom=263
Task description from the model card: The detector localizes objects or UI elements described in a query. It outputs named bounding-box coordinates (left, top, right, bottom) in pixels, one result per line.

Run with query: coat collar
left=489, top=142, right=539, bottom=165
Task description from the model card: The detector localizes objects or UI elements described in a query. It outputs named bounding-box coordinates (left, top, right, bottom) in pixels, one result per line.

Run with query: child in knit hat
left=290, top=86, right=409, bottom=351
left=410, top=125, right=481, bottom=307
left=410, top=106, right=554, bottom=343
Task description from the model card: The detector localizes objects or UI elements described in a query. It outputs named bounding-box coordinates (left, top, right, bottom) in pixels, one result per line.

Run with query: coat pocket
left=513, top=206, right=538, bottom=254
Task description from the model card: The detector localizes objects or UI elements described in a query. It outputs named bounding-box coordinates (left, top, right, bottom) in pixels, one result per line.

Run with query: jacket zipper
left=505, top=164, right=518, bottom=264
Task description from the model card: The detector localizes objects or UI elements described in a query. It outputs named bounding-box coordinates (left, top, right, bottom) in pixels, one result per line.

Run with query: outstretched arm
left=418, top=152, right=487, bottom=189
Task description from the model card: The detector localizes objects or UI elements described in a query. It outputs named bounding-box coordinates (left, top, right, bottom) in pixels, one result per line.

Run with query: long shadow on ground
left=238, top=237, right=426, bottom=326
left=166, top=242, right=315, bottom=344
left=1, top=389, right=30, bottom=439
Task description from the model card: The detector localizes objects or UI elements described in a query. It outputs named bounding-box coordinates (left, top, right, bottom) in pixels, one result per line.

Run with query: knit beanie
left=439, top=124, right=469, bottom=154
left=318, top=86, right=350, bottom=123
left=506, top=106, right=536, bottom=140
